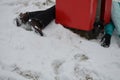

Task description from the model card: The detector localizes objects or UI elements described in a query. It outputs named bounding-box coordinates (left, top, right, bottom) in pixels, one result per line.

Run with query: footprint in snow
left=74, top=53, right=89, bottom=62
left=12, top=65, right=41, bottom=80
left=52, top=59, right=65, bottom=75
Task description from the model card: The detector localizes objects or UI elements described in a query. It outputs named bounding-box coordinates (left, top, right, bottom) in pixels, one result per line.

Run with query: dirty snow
left=0, top=0, right=120, bottom=80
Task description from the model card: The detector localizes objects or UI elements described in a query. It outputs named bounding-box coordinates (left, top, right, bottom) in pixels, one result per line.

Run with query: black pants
left=28, top=5, right=55, bottom=28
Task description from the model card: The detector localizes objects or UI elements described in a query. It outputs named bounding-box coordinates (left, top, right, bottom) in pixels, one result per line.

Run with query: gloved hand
left=101, top=34, right=111, bottom=48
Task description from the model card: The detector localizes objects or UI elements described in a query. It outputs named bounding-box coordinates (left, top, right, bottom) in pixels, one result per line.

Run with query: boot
left=15, top=12, right=29, bottom=26
left=29, top=19, right=44, bottom=36
left=101, top=34, right=111, bottom=48
left=19, top=12, right=29, bottom=24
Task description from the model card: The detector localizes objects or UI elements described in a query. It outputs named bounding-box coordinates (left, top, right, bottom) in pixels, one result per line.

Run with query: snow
left=0, top=0, right=120, bottom=80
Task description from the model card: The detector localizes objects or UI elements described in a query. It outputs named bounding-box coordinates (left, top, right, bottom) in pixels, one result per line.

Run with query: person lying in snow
left=16, top=5, right=55, bottom=36
left=101, top=1, right=120, bottom=48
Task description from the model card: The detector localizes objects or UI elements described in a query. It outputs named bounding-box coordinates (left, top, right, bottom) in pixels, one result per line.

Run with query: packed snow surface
left=0, top=0, right=120, bottom=80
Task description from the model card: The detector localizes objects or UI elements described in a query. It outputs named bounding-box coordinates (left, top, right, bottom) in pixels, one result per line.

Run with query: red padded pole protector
left=100, top=0, right=112, bottom=25
left=55, top=0, right=98, bottom=31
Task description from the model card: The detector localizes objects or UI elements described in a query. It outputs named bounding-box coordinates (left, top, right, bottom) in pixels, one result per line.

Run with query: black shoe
left=101, top=34, right=111, bottom=48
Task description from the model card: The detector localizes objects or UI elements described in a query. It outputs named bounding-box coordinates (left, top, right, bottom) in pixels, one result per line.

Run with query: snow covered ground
left=0, top=0, right=120, bottom=80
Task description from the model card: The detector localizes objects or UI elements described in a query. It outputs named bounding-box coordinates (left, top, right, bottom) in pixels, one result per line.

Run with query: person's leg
left=28, top=5, right=55, bottom=20
left=101, top=22, right=115, bottom=47
left=37, top=6, right=55, bottom=27
left=17, top=5, right=55, bottom=26
left=28, top=11, right=44, bottom=19
left=28, top=5, right=55, bottom=36
left=15, top=5, right=55, bottom=36
left=28, top=5, right=55, bottom=28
